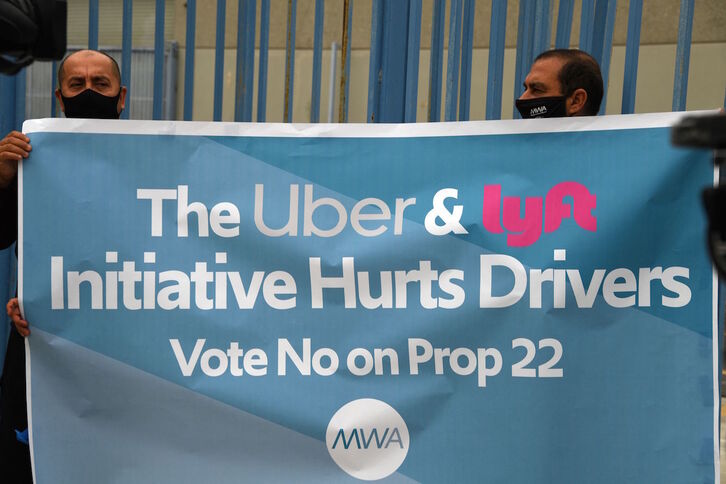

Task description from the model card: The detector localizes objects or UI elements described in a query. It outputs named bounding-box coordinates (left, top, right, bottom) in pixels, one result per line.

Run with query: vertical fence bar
left=513, top=0, right=535, bottom=118
left=597, top=0, right=616, bottom=114
left=88, top=0, right=99, bottom=50
left=554, top=0, right=573, bottom=49
left=522, top=2, right=536, bottom=70
left=235, top=0, right=245, bottom=121
left=621, top=0, right=642, bottom=114
left=164, top=41, right=179, bottom=120
left=672, top=0, right=694, bottom=111
left=404, top=0, right=422, bottom=122
left=579, top=0, right=595, bottom=53
left=243, top=0, right=256, bottom=120
left=367, top=0, right=384, bottom=122
left=427, top=0, right=445, bottom=121
left=121, top=0, right=133, bottom=120
left=532, top=0, right=551, bottom=56
left=485, top=0, right=507, bottom=120
left=284, top=0, right=297, bottom=122
left=14, top=70, right=26, bottom=127
left=458, top=0, right=475, bottom=121
left=0, top=76, right=17, bottom=133
left=183, top=0, right=197, bottom=120
left=513, top=1, right=527, bottom=118
left=344, top=1, right=353, bottom=122
left=444, top=0, right=462, bottom=121
left=310, top=0, right=324, bottom=122
left=51, top=61, right=58, bottom=117
left=590, top=0, right=609, bottom=65
left=339, top=0, right=353, bottom=123
left=23, top=66, right=30, bottom=120
left=327, top=42, right=338, bottom=122
left=378, top=2, right=409, bottom=122
left=257, top=0, right=270, bottom=121
left=213, top=0, right=226, bottom=121
left=235, top=0, right=256, bottom=121
left=153, top=0, right=165, bottom=120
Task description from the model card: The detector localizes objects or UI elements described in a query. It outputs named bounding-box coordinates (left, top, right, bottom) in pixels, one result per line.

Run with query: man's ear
left=117, top=86, right=128, bottom=114
left=54, top=88, right=65, bottom=113
left=566, top=88, right=588, bottom=116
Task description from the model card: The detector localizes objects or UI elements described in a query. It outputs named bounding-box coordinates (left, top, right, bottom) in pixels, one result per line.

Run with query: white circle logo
left=326, top=398, right=410, bottom=481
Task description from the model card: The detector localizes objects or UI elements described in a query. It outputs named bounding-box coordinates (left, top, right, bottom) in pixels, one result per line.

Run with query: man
left=0, top=48, right=126, bottom=241
left=516, top=48, right=603, bottom=119
left=0, top=49, right=126, bottom=482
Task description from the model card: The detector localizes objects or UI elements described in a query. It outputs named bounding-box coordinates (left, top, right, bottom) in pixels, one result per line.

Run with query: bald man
left=0, top=49, right=126, bottom=190
left=0, top=49, right=127, bottom=483
left=516, top=49, right=603, bottom=118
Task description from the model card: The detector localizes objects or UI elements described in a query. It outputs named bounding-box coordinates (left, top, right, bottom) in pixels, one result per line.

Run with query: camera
left=672, top=112, right=726, bottom=278
left=0, top=0, right=67, bottom=75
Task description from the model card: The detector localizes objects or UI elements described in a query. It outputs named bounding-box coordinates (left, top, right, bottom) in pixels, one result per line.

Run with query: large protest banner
left=19, top=114, right=718, bottom=483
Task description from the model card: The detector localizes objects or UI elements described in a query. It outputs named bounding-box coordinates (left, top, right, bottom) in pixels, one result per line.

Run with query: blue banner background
left=21, top=118, right=717, bottom=483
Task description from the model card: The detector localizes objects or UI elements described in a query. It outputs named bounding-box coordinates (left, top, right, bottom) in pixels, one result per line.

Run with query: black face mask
left=61, top=89, right=121, bottom=119
left=515, top=96, right=567, bottom=119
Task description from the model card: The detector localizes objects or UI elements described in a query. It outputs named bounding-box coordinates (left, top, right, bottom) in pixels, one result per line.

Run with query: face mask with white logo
left=515, top=96, right=567, bottom=119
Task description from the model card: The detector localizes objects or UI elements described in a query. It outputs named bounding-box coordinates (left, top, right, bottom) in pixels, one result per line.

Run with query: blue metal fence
left=0, top=0, right=722, bottom=129
left=152, top=0, right=166, bottom=120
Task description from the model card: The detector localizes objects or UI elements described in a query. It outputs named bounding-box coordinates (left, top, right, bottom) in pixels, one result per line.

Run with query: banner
left=20, top=114, right=718, bottom=483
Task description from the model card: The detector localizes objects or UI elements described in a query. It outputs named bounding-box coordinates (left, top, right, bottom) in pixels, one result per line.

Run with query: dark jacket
left=0, top=177, right=31, bottom=482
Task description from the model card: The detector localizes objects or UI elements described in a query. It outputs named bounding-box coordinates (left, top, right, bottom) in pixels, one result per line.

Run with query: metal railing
left=1, top=0, right=724, bottom=133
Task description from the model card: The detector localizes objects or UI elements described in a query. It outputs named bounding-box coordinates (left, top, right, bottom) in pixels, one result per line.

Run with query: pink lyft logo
left=482, top=182, right=597, bottom=247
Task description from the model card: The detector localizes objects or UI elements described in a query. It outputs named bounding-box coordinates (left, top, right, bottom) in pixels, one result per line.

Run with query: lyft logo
left=482, top=182, right=597, bottom=246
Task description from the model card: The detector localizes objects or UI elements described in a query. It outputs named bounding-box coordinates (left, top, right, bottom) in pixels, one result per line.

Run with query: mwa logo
left=482, top=181, right=597, bottom=246
left=326, top=398, right=410, bottom=480
left=331, top=426, right=405, bottom=450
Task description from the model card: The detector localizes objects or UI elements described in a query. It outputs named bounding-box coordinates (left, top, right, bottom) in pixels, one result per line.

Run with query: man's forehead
left=63, top=52, right=115, bottom=78
left=527, top=57, right=565, bottom=83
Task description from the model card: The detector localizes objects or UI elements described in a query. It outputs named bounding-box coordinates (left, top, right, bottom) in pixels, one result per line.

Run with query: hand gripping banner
left=19, top=113, right=719, bottom=483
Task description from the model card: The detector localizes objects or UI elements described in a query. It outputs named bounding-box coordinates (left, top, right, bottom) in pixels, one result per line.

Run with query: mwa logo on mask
left=482, top=182, right=597, bottom=246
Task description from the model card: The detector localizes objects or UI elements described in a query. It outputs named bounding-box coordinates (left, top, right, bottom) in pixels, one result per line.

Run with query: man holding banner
left=516, top=48, right=603, bottom=118
left=0, top=48, right=126, bottom=483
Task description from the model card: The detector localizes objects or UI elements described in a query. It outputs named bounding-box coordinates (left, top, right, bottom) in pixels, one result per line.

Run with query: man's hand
left=6, top=298, right=29, bottom=337
left=0, top=131, right=31, bottom=188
